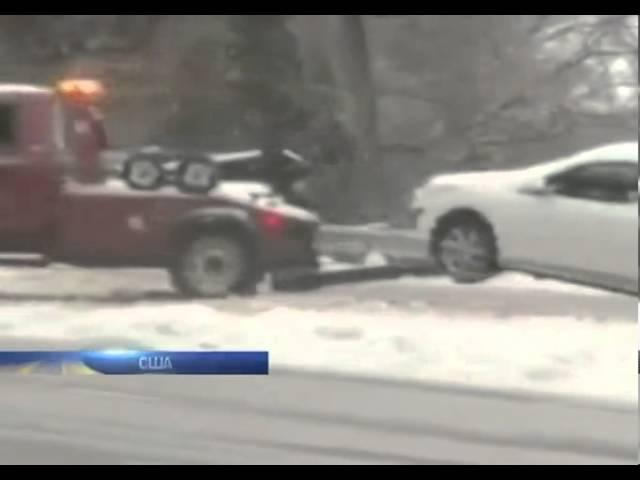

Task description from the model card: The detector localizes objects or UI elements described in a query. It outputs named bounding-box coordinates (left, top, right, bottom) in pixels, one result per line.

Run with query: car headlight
left=411, top=187, right=425, bottom=210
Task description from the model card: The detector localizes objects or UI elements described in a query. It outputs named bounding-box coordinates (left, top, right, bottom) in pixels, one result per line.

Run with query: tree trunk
left=325, top=15, right=385, bottom=220
left=293, top=15, right=384, bottom=220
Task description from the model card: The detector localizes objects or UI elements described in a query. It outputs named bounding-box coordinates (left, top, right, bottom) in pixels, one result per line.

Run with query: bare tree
left=292, top=15, right=384, bottom=218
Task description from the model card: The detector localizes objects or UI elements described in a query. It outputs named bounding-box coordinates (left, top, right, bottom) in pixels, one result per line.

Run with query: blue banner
left=0, top=351, right=269, bottom=376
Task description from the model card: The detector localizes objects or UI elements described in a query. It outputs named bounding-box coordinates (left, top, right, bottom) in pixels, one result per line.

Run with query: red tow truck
left=0, top=80, right=320, bottom=297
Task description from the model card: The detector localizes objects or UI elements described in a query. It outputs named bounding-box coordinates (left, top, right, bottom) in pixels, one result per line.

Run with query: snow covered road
left=0, top=265, right=636, bottom=406
left=0, top=366, right=635, bottom=465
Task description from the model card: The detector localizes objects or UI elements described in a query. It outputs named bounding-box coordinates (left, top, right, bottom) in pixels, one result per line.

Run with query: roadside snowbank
left=0, top=301, right=634, bottom=406
left=393, top=272, right=614, bottom=296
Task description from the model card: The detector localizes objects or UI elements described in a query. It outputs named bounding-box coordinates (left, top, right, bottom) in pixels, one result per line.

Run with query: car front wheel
left=170, top=234, right=256, bottom=298
left=432, top=216, right=499, bottom=283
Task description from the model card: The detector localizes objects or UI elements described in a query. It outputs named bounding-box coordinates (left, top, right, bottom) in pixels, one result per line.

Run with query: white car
left=412, top=142, right=638, bottom=294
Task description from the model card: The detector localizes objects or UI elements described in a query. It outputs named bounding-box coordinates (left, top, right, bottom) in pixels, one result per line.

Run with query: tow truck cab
left=0, top=81, right=112, bottom=251
left=0, top=81, right=320, bottom=297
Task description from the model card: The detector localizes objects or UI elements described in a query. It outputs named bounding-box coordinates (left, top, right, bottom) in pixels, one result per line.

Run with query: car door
left=531, top=161, right=638, bottom=291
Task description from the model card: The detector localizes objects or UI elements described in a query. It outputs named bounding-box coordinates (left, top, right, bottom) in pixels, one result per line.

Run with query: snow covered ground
left=0, top=301, right=634, bottom=404
left=0, top=260, right=635, bottom=406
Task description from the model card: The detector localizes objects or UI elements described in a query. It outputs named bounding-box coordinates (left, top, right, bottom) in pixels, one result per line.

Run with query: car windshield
left=523, top=143, right=639, bottom=179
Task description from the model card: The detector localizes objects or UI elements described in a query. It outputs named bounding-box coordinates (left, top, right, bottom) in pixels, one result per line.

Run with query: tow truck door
left=0, top=97, right=61, bottom=250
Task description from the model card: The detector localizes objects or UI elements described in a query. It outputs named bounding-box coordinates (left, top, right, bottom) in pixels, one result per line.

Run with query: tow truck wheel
left=123, top=154, right=165, bottom=191
left=170, top=234, right=256, bottom=299
left=177, top=159, right=218, bottom=195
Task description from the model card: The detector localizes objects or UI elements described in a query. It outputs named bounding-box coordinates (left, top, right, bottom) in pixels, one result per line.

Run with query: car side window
left=549, top=162, right=638, bottom=204
left=0, top=103, right=17, bottom=152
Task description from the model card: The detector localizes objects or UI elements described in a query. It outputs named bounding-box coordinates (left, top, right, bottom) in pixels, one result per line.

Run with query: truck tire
left=170, top=234, right=256, bottom=299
